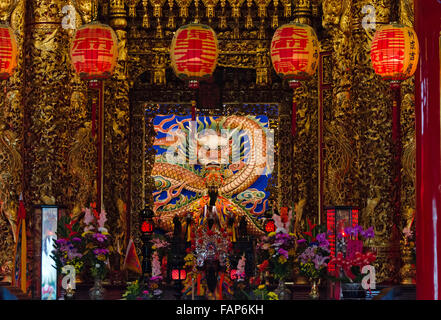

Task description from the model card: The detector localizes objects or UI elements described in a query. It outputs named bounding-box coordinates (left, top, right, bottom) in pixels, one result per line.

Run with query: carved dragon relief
left=322, top=0, right=354, bottom=206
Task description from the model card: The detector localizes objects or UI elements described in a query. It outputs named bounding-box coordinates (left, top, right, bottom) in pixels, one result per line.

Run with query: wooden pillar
left=415, top=0, right=441, bottom=300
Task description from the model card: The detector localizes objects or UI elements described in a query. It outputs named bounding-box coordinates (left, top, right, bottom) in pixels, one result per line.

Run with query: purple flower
left=299, top=246, right=316, bottom=263
left=93, top=248, right=109, bottom=255
left=312, top=254, right=328, bottom=270
left=93, top=233, right=107, bottom=242
left=278, top=248, right=289, bottom=258
left=316, top=233, right=325, bottom=242
left=56, top=239, right=68, bottom=245
left=142, top=290, right=149, bottom=295
left=297, top=239, right=307, bottom=244
left=363, top=226, right=375, bottom=238
left=150, top=276, right=162, bottom=282
left=72, top=237, right=82, bottom=242
left=344, top=226, right=355, bottom=237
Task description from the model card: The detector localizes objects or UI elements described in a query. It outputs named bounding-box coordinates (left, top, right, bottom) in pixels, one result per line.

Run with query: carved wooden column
left=105, top=0, right=131, bottom=265
left=322, top=0, right=355, bottom=209
left=24, top=0, right=73, bottom=296
left=278, top=102, right=293, bottom=207
left=67, top=0, right=96, bottom=221
left=398, top=0, right=416, bottom=285
left=414, top=0, right=441, bottom=300
left=351, top=0, right=396, bottom=283
left=291, top=2, right=319, bottom=224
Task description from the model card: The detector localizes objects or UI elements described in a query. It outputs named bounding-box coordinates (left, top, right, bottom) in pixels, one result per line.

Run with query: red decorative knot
left=270, top=22, right=319, bottom=83
left=170, top=23, right=219, bottom=88
left=70, top=22, right=119, bottom=80
left=371, top=23, right=419, bottom=82
left=0, top=25, right=18, bottom=80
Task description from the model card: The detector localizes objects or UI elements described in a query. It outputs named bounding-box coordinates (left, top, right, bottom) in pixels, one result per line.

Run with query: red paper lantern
left=70, top=22, right=118, bottom=80
left=170, top=23, right=219, bottom=89
left=270, top=22, right=319, bottom=88
left=371, top=23, right=419, bottom=82
left=0, top=25, right=18, bottom=80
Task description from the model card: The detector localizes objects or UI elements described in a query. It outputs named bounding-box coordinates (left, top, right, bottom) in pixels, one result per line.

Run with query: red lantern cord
left=91, top=95, right=97, bottom=137
left=87, top=80, right=104, bottom=210
left=290, top=81, right=301, bottom=136
left=191, top=100, right=196, bottom=121
left=391, top=82, right=402, bottom=231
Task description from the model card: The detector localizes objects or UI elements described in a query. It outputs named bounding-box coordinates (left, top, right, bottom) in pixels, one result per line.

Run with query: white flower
left=98, top=227, right=108, bottom=233
left=95, top=264, right=101, bottom=268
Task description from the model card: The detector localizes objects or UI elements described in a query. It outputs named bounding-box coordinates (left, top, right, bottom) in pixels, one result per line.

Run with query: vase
left=275, top=279, right=290, bottom=300
left=89, top=277, right=106, bottom=300
left=64, top=287, right=75, bottom=300
left=309, top=279, right=320, bottom=300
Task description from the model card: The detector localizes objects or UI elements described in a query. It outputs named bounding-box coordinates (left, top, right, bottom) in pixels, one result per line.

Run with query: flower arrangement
left=253, top=284, right=279, bottom=300
left=236, top=254, right=246, bottom=281
left=150, top=234, right=170, bottom=279
left=328, top=224, right=376, bottom=283
left=51, top=215, right=85, bottom=275
left=122, top=280, right=143, bottom=300
left=402, top=223, right=416, bottom=265
left=81, top=204, right=113, bottom=280
left=151, top=235, right=170, bottom=257
left=122, top=279, right=163, bottom=300
left=256, top=231, right=297, bottom=281
left=296, top=220, right=330, bottom=280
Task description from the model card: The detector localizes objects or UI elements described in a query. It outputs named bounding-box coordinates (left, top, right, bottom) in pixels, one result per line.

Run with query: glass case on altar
left=32, top=205, right=67, bottom=300
left=325, top=206, right=359, bottom=273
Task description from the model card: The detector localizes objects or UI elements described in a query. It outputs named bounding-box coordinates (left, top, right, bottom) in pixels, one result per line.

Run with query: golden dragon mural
left=151, top=114, right=273, bottom=236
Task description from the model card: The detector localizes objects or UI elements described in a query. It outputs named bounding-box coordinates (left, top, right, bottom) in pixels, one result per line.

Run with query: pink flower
left=403, top=227, right=413, bottom=239
left=98, top=209, right=107, bottom=229
left=83, top=208, right=94, bottom=225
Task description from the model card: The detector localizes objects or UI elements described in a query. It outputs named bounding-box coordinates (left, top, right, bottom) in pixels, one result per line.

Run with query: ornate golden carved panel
left=0, top=0, right=415, bottom=286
